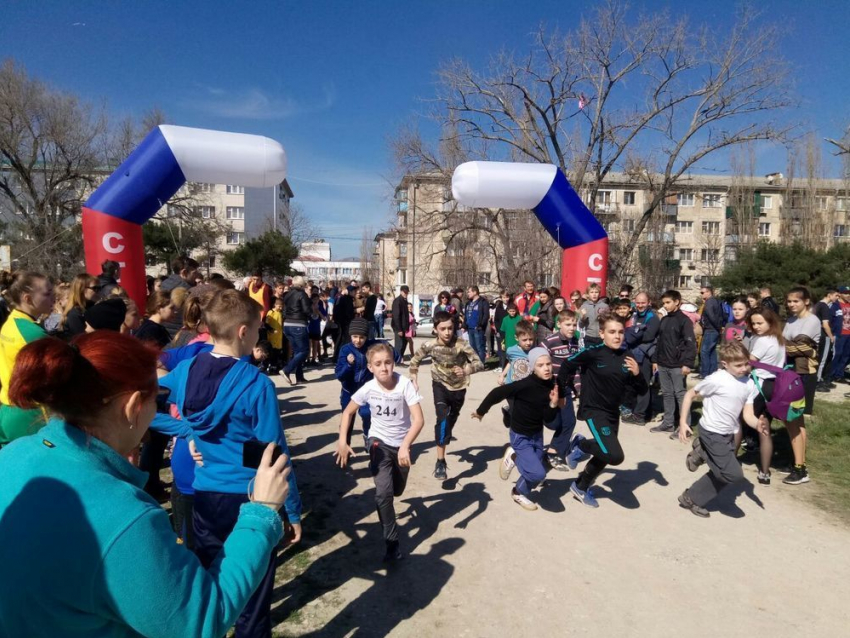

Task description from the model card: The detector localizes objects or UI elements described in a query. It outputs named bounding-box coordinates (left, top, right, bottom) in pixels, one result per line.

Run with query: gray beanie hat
left=527, top=347, right=550, bottom=370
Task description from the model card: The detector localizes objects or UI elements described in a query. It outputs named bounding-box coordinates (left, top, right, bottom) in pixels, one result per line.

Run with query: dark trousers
left=687, top=429, right=744, bottom=507
left=393, top=331, right=407, bottom=359
left=139, top=430, right=170, bottom=496
left=193, top=491, right=278, bottom=638
left=699, top=329, right=720, bottom=377
left=369, top=438, right=410, bottom=543
left=632, top=357, right=654, bottom=420
left=341, top=389, right=372, bottom=445
left=283, top=326, right=309, bottom=380
left=468, top=327, right=486, bottom=363
left=831, top=335, right=850, bottom=381
left=335, top=322, right=351, bottom=362
left=170, top=486, right=195, bottom=549
left=576, top=411, right=624, bottom=491
left=433, top=382, right=466, bottom=446
left=545, top=392, right=577, bottom=459
left=510, top=429, right=546, bottom=497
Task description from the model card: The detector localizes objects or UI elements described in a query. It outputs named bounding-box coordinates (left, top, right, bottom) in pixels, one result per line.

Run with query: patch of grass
left=804, top=400, right=850, bottom=521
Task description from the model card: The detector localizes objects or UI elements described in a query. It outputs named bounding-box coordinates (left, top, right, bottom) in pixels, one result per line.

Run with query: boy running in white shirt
left=335, top=342, right=425, bottom=561
left=677, top=341, right=769, bottom=518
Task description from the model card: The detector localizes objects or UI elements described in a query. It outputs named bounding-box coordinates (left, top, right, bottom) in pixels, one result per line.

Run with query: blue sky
left=2, top=0, right=848, bottom=258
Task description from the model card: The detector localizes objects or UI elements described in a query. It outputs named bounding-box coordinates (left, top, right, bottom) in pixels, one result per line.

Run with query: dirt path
left=270, top=354, right=850, bottom=638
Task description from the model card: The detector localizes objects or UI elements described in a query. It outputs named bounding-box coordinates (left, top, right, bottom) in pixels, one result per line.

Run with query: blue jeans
left=468, top=327, right=486, bottom=363
left=545, top=392, right=577, bottom=459
left=374, top=314, right=385, bottom=338
left=832, top=335, right=850, bottom=381
left=699, top=330, right=719, bottom=377
left=509, top=430, right=546, bottom=497
left=283, top=326, right=309, bottom=380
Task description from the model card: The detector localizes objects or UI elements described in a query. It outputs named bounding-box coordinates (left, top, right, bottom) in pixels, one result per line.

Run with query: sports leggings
left=576, top=410, right=625, bottom=491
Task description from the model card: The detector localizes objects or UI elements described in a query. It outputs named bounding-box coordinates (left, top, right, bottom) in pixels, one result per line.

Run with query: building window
left=206, top=255, right=216, bottom=268
left=835, top=225, right=848, bottom=237
left=477, top=272, right=491, bottom=286
left=678, top=248, right=693, bottom=261
left=676, top=275, right=692, bottom=288
left=623, top=219, right=637, bottom=233
left=700, top=249, right=720, bottom=263
left=227, top=232, right=244, bottom=245
left=758, top=222, right=771, bottom=237
left=226, top=185, right=245, bottom=195
left=398, top=270, right=407, bottom=285
left=675, top=221, right=693, bottom=234
left=678, top=193, right=695, bottom=207
left=702, top=221, right=721, bottom=235
left=702, top=194, right=722, bottom=208
left=836, top=197, right=848, bottom=211
left=623, top=191, right=636, bottom=206
left=196, top=206, right=215, bottom=219
left=596, top=190, right=612, bottom=205
left=760, top=195, right=773, bottom=210
left=399, top=243, right=408, bottom=256
left=166, top=205, right=181, bottom=218
left=226, top=206, right=244, bottom=220
left=699, top=276, right=711, bottom=287
left=816, top=196, right=829, bottom=210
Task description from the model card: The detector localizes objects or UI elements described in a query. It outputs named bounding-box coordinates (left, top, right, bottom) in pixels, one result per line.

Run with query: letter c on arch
left=102, top=232, right=125, bottom=254
left=588, top=253, right=603, bottom=272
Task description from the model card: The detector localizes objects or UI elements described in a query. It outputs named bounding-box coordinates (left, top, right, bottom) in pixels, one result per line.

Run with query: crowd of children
left=0, top=260, right=848, bottom=635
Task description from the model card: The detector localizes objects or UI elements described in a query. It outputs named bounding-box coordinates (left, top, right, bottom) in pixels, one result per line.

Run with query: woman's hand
left=252, top=444, right=291, bottom=511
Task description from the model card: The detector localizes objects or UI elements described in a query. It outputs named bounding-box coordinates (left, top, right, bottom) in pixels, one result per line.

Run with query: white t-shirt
left=695, top=370, right=757, bottom=435
left=783, top=314, right=820, bottom=344
left=748, top=335, right=786, bottom=380
left=375, top=298, right=386, bottom=316
left=351, top=373, right=422, bottom=447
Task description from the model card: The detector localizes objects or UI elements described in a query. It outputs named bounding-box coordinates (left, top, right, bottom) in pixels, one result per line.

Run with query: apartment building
left=376, top=170, right=850, bottom=297
left=291, top=240, right=362, bottom=284
left=147, top=179, right=293, bottom=277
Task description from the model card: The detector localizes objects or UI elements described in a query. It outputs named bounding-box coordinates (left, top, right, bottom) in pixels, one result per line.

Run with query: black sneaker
left=650, top=423, right=675, bottom=433
left=758, top=471, right=771, bottom=485
left=434, top=459, right=448, bottom=480
left=622, top=413, right=647, bottom=426
left=783, top=465, right=810, bottom=485
left=816, top=382, right=832, bottom=393
left=678, top=490, right=710, bottom=518
left=383, top=540, right=403, bottom=562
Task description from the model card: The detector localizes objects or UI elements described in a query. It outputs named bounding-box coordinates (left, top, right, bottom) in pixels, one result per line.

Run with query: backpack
left=750, top=361, right=806, bottom=422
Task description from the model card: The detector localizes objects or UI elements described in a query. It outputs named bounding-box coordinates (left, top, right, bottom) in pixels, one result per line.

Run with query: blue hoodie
left=154, top=356, right=302, bottom=524
left=334, top=339, right=401, bottom=394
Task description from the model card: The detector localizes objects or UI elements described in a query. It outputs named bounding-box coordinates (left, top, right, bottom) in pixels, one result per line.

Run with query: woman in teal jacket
left=0, top=332, right=291, bottom=638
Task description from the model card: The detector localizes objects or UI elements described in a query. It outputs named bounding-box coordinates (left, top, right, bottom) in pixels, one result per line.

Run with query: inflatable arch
left=82, top=125, right=287, bottom=308
left=451, top=161, right=608, bottom=294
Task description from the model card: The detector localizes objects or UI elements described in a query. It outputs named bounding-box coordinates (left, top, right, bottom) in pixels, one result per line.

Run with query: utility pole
left=412, top=182, right=418, bottom=298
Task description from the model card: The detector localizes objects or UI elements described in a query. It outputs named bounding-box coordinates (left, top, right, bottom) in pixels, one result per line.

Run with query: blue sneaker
left=570, top=482, right=599, bottom=508
left=566, top=445, right=584, bottom=470
left=570, top=433, right=586, bottom=451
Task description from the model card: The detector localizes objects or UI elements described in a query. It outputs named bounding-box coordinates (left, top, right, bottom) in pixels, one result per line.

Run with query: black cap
left=84, top=298, right=127, bottom=332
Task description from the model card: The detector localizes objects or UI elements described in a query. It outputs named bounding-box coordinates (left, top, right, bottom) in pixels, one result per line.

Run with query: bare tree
left=423, top=2, right=792, bottom=282
left=0, top=59, right=107, bottom=277
left=825, top=124, right=850, bottom=156
left=782, top=135, right=832, bottom=250
left=279, top=202, right=319, bottom=249
left=358, top=227, right=379, bottom=284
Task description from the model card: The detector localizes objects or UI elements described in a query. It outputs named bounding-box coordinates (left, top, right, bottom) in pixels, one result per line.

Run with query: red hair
left=9, top=332, right=159, bottom=424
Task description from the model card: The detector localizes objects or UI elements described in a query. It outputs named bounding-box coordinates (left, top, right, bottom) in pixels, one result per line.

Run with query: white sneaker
left=511, top=489, right=538, bottom=511
left=499, top=446, right=516, bottom=480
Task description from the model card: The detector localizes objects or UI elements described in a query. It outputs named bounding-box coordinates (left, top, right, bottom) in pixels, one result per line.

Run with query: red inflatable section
left=81, top=207, right=147, bottom=310
left=561, top=237, right=609, bottom=296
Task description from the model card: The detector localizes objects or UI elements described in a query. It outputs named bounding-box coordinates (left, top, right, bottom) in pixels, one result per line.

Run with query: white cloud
left=184, top=84, right=336, bottom=120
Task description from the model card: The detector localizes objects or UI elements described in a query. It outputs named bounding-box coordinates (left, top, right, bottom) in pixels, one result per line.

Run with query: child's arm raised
left=398, top=402, right=425, bottom=467
left=334, top=400, right=360, bottom=468
left=471, top=381, right=520, bottom=420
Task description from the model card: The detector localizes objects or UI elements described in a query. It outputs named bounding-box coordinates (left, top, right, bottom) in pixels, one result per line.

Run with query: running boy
left=558, top=315, right=646, bottom=508
left=335, top=342, right=425, bottom=561
left=335, top=317, right=399, bottom=447
left=409, top=310, right=484, bottom=480
left=677, top=341, right=767, bottom=517
left=472, top=348, right=561, bottom=511
left=154, top=289, right=302, bottom=637
left=541, top=310, right=582, bottom=469
left=498, top=320, right=536, bottom=385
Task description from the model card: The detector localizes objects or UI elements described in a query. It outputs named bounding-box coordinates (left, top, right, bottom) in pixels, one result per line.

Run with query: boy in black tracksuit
left=558, top=315, right=647, bottom=508
left=650, top=290, right=697, bottom=435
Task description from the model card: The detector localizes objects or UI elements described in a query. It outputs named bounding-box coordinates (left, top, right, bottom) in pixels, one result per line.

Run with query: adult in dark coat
left=391, top=286, right=411, bottom=361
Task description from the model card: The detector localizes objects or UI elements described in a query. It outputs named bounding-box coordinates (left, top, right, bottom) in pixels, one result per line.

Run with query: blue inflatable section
left=533, top=169, right=607, bottom=249
left=86, top=127, right=186, bottom=225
